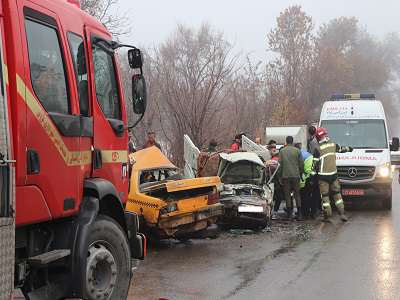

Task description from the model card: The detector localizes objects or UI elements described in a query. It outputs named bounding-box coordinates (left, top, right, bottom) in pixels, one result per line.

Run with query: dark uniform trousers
left=282, top=177, right=301, bottom=210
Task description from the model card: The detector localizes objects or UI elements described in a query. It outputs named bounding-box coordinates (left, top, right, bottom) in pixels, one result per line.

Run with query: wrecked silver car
left=218, top=152, right=274, bottom=229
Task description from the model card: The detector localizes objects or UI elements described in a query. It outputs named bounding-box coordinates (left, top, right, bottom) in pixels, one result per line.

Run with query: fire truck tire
left=84, top=215, right=131, bottom=300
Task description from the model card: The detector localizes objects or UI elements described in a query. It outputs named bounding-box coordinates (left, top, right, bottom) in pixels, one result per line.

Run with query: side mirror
left=132, top=74, right=147, bottom=115
left=128, top=48, right=143, bottom=69
left=391, top=137, right=399, bottom=151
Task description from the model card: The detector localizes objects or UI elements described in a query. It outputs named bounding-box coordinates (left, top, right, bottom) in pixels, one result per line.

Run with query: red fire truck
left=0, top=0, right=147, bottom=299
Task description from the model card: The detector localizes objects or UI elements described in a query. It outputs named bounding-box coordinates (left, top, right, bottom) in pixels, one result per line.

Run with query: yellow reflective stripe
left=17, top=73, right=68, bottom=162
left=319, top=171, right=337, bottom=176
left=320, top=152, right=335, bottom=159
left=319, top=143, right=335, bottom=150
left=15, top=72, right=125, bottom=166
left=69, top=150, right=92, bottom=166
left=322, top=203, right=331, bottom=207
left=335, top=199, right=343, bottom=205
left=101, top=150, right=128, bottom=163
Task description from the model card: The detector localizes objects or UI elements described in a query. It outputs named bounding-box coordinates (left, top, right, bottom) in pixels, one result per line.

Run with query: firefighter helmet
left=316, top=127, right=328, bottom=141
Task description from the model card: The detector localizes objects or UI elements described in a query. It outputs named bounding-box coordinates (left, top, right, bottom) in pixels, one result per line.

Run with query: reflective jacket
left=314, top=138, right=352, bottom=181
left=300, top=150, right=313, bottom=188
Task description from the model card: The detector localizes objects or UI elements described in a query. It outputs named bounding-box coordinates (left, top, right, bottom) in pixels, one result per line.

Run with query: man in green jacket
left=279, top=136, right=304, bottom=220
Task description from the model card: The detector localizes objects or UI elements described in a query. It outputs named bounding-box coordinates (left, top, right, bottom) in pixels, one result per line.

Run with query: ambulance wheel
left=382, top=196, right=392, bottom=210
left=84, top=215, right=131, bottom=300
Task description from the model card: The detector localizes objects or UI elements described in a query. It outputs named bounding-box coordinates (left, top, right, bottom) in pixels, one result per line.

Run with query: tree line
left=83, top=3, right=400, bottom=166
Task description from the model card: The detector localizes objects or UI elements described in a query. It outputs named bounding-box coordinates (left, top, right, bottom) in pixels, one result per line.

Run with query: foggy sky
left=119, top=0, right=400, bottom=61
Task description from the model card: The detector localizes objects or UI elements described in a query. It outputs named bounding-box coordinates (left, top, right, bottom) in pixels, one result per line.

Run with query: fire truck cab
left=1, top=0, right=147, bottom=299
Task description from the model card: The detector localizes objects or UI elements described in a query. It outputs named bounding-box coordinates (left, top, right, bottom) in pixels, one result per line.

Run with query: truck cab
left=2, top=0, right=147, bottom=299
left=319, top=94, right=396, bottom=209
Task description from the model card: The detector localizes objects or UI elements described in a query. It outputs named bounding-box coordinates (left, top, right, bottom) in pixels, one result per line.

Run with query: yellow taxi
left=126, top=146, right=223, bottom=240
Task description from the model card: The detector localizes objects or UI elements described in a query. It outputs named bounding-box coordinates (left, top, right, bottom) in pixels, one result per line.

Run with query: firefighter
left=314, top=127, right=353, bottom=222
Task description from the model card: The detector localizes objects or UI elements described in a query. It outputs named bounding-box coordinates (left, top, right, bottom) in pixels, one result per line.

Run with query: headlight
left=216, top=183, right=224, bottom=192
left=377, top=163, right=391, bottom=177
left=220, top=190, right=235, bottom=196
left=221, top=186, right=234, bottom=196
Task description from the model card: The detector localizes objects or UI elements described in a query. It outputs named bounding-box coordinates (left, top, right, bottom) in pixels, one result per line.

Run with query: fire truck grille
left=337, top=166, right=375, bottom=180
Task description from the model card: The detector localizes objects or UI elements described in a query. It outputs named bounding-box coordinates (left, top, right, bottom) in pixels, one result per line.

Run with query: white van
left=319, top=94, right=398, bottom=210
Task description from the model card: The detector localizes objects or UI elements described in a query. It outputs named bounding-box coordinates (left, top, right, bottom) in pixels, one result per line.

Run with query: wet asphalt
left=128, top=175, right=400, bottom=300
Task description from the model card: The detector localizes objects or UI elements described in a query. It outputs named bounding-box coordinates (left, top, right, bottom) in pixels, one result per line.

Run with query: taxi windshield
left=320, top=119, right=388, bottom=149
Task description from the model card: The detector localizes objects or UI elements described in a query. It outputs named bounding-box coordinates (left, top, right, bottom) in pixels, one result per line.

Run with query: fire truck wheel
left=84, top=215, right=131, bottom=300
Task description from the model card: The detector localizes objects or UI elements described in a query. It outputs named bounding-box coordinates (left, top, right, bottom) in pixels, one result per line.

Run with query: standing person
left=266, top=141, right=281, bottom=218
left=314, top=127, right=353, bottom=222
left=295, top=143, right=314, bottom=218
left=230, top=134, right=242, bottom=151
left=255, top=137, right=262, bottom=145
left=128, top=131, right=136, bottom=155
left=143, top=131, right=161, bottom=150
left=279, top=136, right=304, bottom=220
left=267, top=140, right=279, bottom=160
left=308, top=125, right=319, bottom=156
left=308, top=125, right=322, bottom=216
left=208, top=139, right=218, bottom=152
left=267, top=139, right=283, bottom=218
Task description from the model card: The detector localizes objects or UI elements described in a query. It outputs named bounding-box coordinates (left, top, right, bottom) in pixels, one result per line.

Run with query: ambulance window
left=68, top=33, right=89, bottom=116
left=25, top=19, right=69, bottom=114
left=92, top=44, right=121, bottom=120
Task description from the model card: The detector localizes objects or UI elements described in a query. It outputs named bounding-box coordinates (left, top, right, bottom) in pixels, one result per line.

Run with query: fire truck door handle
left=93, top=148, right=102, bottom=169
left=27, top=149, right=40, bottom=174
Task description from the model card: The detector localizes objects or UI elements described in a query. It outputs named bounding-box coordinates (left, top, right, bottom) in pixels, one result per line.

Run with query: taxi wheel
left=382, top=196, right=392, bottom=210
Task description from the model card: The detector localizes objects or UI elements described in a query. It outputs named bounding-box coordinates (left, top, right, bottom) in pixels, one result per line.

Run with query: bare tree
left=227, top=57, right=267, bottom=140
left=80, top=0, right=130, bottom=37
left=312, top=17, right=397, bottom=107
left=150, top=24, right=237, bottom=165
left=266, top=5, right=314, bottom=124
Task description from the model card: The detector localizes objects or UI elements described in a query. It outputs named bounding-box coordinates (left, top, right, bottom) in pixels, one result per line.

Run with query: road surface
left=129, top=176, right=400, bottom=300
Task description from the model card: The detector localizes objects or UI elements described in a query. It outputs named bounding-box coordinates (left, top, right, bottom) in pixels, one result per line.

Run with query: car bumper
left=220, top=213, right=268, bottom=228
left=340, top=178, right=392, bottom=200
left=219, top=198, right=269, bottom=228
left=157, top=203, right=224, bottom=236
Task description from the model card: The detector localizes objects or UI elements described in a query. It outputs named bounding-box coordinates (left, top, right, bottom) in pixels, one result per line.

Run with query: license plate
left=238, top=205, right=264, bottom=213
left=342, top=189, right=364, bottom=196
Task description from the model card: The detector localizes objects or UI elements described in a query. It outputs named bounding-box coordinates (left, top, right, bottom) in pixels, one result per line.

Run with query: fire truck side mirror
left=128, top=48, right=143, bottom=69
left=132, top=74, right=147, bottom=115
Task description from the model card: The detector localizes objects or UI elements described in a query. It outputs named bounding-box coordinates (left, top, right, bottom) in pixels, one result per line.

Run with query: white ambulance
left=319, top=94, right=398, bottom=210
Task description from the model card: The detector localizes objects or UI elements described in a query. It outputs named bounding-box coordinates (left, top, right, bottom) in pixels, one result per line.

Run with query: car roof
left=219, top=152, right=265, bottom=167
left=131, top=146, right=176, bottom=171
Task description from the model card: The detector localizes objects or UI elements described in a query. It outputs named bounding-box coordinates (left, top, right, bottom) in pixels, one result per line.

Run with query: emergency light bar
left=330, top=93, right=376, bottom=101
